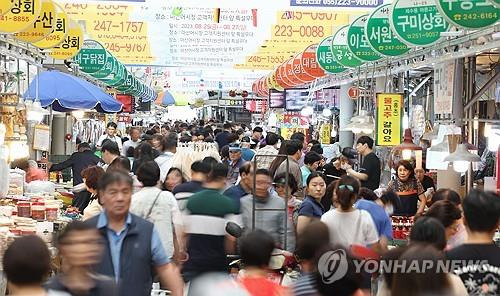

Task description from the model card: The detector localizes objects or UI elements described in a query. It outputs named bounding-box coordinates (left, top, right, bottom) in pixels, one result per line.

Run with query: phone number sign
left=290, top=0, right=383, bottom=8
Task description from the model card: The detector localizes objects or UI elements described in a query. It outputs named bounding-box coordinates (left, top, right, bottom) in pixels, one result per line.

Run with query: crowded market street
left=0, top=0, right=499, bottom=295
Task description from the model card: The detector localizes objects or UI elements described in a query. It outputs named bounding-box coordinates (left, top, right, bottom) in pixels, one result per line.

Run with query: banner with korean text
left=376, top=93, right=403, bottom=146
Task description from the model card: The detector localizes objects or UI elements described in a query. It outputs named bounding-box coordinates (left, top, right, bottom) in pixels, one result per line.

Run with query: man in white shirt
left=121, top=127, right=141, bottom=157
left=96, top=122, right=123, bottom=152
left=155, top=132, right=177, bottom=182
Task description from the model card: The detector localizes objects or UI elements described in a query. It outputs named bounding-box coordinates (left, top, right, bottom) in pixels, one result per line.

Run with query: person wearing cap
left=240, top=136, right=255, bottom=162
left=226, top=143, right=245, bottom=186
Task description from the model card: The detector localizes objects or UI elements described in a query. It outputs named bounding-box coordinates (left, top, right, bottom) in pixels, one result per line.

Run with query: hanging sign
left=320, top=124, right=332, bottom=145
left=347, top=15, right=381, bottom=62
left=316, top=35, right=346, bottom=74
left=91, top=54, right=117, bottom=79
left=13, top=0, right=54, bottom=43
left=275, top=66, right=292, bottom=89
left=74, top=40, right=108, bottom=74
left=366, top=4, right=409, bottom=57
left=47, top=21, right=83, bottom=60
left=268, top=72, right=284, bottom=91
left=108, top=63, right=127, bottom=87
left=0, top=0, right=42, bottom=33
left=376, top=93, right=403, bottom=146
left=32, top=8, right=67, bottom=49
left=0, top=1, right=14, bottom=17
left=435, top=0, right=499, bottom=29
left=301, top=44, right=326, bottom=78
left=488, top=0, right=500, bottom=8
left=331, top=26, right=364, bottom=68
left=285, top=58, right=305, bottom=86
left=433, top=61, right=455, bottom=115
left=279, top=64, right=295, bottom=88
left=293, top=53, right=315, bottom=82
left=116, top=72, right=134, bottom=92
left=390, top=0, right=450, bottom=47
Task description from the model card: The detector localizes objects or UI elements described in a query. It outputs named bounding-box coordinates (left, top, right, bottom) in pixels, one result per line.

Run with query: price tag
left=331, top=26, right=364, bottom=68
left=366, top=4, right=409, bottom=57
left=0, top=0, right=42, bottom=33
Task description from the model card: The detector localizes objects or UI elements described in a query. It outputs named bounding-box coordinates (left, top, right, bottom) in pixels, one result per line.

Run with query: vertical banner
left=376, top=93, right=403, bottom=146
left=434, top=61, right=455, bottom=115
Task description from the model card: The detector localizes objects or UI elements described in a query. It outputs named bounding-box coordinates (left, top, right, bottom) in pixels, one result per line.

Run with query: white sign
left=433, top=61, right=455, bottom=115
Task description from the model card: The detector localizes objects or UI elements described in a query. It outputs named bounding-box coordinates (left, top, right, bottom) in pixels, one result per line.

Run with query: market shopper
left=240, top=169, right=289, bottom=250
left=46, top=221, right=117, bottom=296
left=121, top=127, right=141, bottom=157
left=321, top=175, right=379, bottom=248
left=223, top=162, right=253, bottom=209
left=226, top=143, right=245, bottom=186
left=240, top=136, right=255, bottom=161
left=301, top=151, right=323, bottom=186
left=297, top=172, right=327, bottom=235
left=273, top=172, right=301, bottom=236
left=182, top=163, right=239, bottom=282
left=238, top=230, right=291, bottom=296
left=414, top=168, right=435, bottom=192
left=344, top=136, right=381, bottom=191
left=82, top=166, right=105, bottom=221
left=253, top=132, right=280, bottom=170
left=100, top=140, right=120, bottom=167
left=274, top=139, right=303, bottom=193
left=215, top=122, right=232, bottom=151
left=425, top=200, right=462, bottom=248
left=2, top=236, right=56, bottom=296
left=163, top=167, right=185, bottom=192
left=155, top=132, right=177, bottom=182
left=85, top=170, right=184, bottom=296
left=293, top=221, right=330, bottom=296
left=445, top=190, right=500, bottom=295
left=49, top=142, right=101, bottom=186
left=11, top=158, right=48, bottom=183
left=249, top=126, right=263, bottom=149
left=172, top=160, right=210, bottom=211
left=131, top=142, right=155, bottom=174
left=356, top=188, right=393, bottom=250
left=409, top=216, right=447, bottom=250
left=96, top=122, right=123, bottom=152
left=386, top=160, right=426, bottom=216
left=131, top=161, right=179, bottom=259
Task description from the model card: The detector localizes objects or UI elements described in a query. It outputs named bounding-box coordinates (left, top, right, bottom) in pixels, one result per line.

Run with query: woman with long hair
left=268, top=140, right=289, bottom=177
left=386, top=160, right=426, bottom=217
left=321, top=175, right=379, bottom=248
left=163, top=167, right=186, bottom=192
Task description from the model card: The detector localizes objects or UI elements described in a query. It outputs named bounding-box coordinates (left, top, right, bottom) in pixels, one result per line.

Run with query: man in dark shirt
left=49, top=142, right=101, bottom=186
left=345, top=136, right=381, bottom=191
left=215, top=122, right=232, bottom=151
left=224, top=162, right=253, bottom=209
left=172, top=160, right=210, bottom=212
left=446, top=190, right=500, bottom=295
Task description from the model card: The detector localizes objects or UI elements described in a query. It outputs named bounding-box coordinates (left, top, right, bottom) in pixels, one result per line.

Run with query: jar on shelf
left=17, top=202, right=31, bottom=218
left=31, top=202, right=45, bottom=221
left=45, top=206, right=58, bottom=222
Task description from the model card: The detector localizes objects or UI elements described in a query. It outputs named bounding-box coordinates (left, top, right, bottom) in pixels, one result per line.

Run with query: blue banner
left=290, top=0, right=382, bottom=8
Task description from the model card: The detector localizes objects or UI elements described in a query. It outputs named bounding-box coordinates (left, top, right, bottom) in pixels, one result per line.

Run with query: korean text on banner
left=434, top=61, right=455, bottom=115
left=376, top=93, right=403, bottom=146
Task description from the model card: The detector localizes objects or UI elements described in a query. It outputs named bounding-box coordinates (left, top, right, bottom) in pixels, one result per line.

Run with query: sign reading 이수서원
left=376, top=93, right=403, bottom=146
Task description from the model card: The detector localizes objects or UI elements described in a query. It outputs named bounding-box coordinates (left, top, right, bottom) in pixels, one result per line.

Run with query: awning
left=24, top=71, right=123, bottom=113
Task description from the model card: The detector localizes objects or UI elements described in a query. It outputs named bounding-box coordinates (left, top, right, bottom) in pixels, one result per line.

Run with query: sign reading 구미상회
left=376, top=93, right=403, bottom=146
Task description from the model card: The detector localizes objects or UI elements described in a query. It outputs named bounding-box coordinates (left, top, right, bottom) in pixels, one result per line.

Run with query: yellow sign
left=0, top=1, right=14, bottom=16
left=47, top=21, right=83, bottom=60
left=267, top=72, right=283, bottom=91
left=0, top=0, right=42, bottom=33
left=14, top=0, right=55, bottom=43
left=281, top=127, right=309, bottom=141
left=32, top=7, right=67, bottom=49
left=320, top=124, right=331, bottom=145
left=376, top=93, right=403, bottom=146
